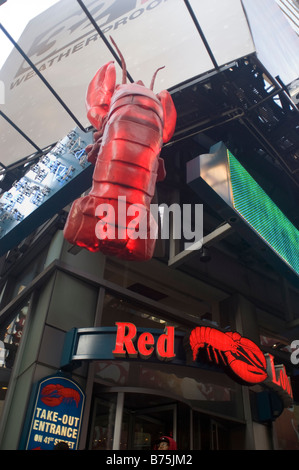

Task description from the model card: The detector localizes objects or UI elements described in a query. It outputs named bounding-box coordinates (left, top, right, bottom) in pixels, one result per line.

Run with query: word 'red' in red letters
left=112, top=322, right=175, bottom=361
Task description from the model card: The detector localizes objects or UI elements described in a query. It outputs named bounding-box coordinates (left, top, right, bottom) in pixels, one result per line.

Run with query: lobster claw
left=224, top=333, right=267, bottom=384
left=86, top=61, right=116, bottom=130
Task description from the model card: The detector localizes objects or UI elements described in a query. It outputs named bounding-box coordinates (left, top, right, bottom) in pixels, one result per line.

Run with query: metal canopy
left=0, top=0, right=298, bottom=193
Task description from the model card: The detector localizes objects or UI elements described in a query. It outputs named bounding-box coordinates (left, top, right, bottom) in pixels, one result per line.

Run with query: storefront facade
left=0, top=220, right=297, bottom=450
left=0, top=0, right=298, bottom=453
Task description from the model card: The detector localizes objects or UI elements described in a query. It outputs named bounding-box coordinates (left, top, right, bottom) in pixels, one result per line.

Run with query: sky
left=0, top=0, right=60, bottom=69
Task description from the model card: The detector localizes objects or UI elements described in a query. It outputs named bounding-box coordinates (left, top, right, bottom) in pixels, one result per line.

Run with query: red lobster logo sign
left=64, top=37, right=177, bottom=261
left=41, top=384, right=81, bottom=408
left=190, top=326, right=267, bottom=384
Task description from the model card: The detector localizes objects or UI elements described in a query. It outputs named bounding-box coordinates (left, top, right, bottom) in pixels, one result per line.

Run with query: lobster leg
left=223, top=334, right=267, bottom=383
left=157, top=90, right=177, bottom=143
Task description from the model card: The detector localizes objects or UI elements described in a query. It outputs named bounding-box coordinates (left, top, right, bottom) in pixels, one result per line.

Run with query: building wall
left=0, top=231, right=105, bottom=449
left=0, top=225, right=297, bottom=449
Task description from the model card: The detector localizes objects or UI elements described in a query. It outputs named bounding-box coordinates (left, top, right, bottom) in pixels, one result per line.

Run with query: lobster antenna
left=110, top=36, right=127, bottom=84
left=150, top=66, right=165, bottom=91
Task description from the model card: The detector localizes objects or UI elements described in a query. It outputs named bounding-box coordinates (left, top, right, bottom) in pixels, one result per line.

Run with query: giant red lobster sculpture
left=64, top=37, right=177, bottom=261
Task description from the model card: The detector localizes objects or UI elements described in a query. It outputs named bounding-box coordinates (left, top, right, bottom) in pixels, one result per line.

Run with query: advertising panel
left=187, top=142, right=299, bottom=286
left=0, top=127, right=93, bottom=256
left=25, top=375, right=85, bottom=450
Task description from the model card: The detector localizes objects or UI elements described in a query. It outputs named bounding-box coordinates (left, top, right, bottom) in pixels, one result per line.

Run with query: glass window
left=89, top=392, right=177, bottom=451
left=104, top=258, right=218, bottom=325
left=0, top=297, right=30, bottom=369
left=94, top=360, right=244, bottom=421
left=121, top=394, right=176, bottom=451
left=89, top=394, right=118, bottom=450
left=193, top=412, right=245, bottom=450
left=8, top=248, right=48, bottom=302
left=101, top=291, right=180, bottom=330
left=0, top=296, right=30, bottom=420
left=47, top=272, right=98, bottom=330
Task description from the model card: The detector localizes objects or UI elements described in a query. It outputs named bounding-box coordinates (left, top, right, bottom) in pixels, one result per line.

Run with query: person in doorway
left=53, top=441, right=70, bottom=450
left=155, top=436, right=177, bottom=450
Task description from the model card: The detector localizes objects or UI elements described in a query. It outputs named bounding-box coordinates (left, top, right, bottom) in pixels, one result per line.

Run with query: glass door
left=192, top=411, right=236, bottom=449
left=211, top=419, right=230, bottom=450
left=89, top=393, right=118, bottom=450
left=89, top=391, right=177, bottom=450
left=122, top=402, right=177, bottom=450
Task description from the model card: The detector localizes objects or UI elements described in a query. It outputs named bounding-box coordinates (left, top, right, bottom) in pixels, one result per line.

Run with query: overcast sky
left=0, top=0, right=60, bottom=69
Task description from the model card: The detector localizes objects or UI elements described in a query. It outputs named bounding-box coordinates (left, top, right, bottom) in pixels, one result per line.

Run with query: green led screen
left=227, top=150, right=299, bottom=276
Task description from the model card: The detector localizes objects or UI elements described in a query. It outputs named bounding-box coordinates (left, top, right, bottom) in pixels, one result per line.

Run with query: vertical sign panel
left=227, top=149, right=299, bottom=277
left=187, top=141, right=299, bottom=285
left=25, top=375, right=85, bottom=450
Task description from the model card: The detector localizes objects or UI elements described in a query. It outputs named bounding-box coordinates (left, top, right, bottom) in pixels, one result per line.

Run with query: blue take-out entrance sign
left=24, top=374, right=85, bottom=450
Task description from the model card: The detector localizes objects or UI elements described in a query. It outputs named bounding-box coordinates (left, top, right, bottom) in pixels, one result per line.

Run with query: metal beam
left=0, top=23, right=86, bottom=132
left=168, top=222, right=232, bottom=268
left=77, top=0, right=134, bottom=83
left=0, top=110, right=43, bottom=156
left=183, top=0, right=219, bottom=70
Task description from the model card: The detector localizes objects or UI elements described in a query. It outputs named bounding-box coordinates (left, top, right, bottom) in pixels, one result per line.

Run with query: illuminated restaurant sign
left=24, top=375, right=85, bottom=450
left=60, top=324, right=181, bottom=367
left=60, top=324, right=293, bottom=410
left=189, top=326, right=267, bottom=384
left=112, top=322, right=175, bottom=360
left=264, top=353, right=293, bottom=407
left=187, top=142, right=299, bottom=286
left=0, top=127, right=93, bottom=257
